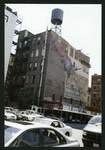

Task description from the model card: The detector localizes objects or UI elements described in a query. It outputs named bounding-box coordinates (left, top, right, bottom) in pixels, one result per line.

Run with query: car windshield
left=4, top=125, right=21, bottom=144
left=89, top=116, right=101, bottom=124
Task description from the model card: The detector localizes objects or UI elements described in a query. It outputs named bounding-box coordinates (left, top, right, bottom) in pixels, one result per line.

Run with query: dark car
left=82, top=115, right=101, bottom=147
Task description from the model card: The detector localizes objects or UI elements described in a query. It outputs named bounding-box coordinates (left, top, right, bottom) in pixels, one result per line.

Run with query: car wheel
left=65, top=132, right=69, bottom=136
left=22, top=117, right=27, bottom=121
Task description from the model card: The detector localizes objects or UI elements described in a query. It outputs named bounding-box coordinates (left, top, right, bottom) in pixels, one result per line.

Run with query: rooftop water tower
left=51, top=8, right=64, bottom=36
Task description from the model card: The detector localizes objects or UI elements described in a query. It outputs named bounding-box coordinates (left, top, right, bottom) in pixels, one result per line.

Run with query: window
left=38, top=74, right=41, bottom=83
left=80, top=78, right=83, bottom=83
left=9, top=129, right=40, bottom=147
left=59, top=121, right=64, bottom=128
left=26, top=76, right=29, bottom=84
left=32, top=38, right=36, bottom=45
left=92, top=102, right=95, bottom=107
left=35, top=49, right=39, bottom=57
left=93, top=94, right=96, bottom=99
left=52, top=94, right=55, bottom=101
left=73, top=62, right=75, bottom=67
left=60, top=96, right=62, bottom=102
left=97, top=78, right=101, bottom=82
left=28, top=62, right=32, bottom=71
left=38, top=37, right=41, bottom=41
left=75, top=50, right=78, bottom=60
left=24, top=40, right=27, bottom=45
left=34, top=62, right=37, bottom=70
left=40, top=60, right=43, bottom=70
left=31, top=75, right=35, bottom=84
left=5, top=15, right=9, bottom=22
left=23, top=52, right=26, bottom=59
left=42, top=47, right=45, bottom=56
left=93, top=86, right=96, bottom=91
left=42, top=129, right=66, bottom=147
left=30, top=50, right=34, bottom=57
left=51, top=121, right=60, bottom=128
left=37, top=37, right=41, bottom=44
left=83, top=67, right=88, bottom=74
left=93, top=79, right=96, bottom=83
left=70, top=48, right=73, bottom=57
left=19, top=42, right=22, bottom=48
left=4, top=126, right=20, bottom=144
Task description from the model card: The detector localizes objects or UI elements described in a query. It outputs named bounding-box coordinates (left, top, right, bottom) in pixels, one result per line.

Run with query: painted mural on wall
left=51, top=36, right=87, bottom=101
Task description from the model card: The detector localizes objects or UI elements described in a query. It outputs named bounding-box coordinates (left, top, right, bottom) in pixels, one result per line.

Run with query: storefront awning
left=41, top=100, right=63, bottom=105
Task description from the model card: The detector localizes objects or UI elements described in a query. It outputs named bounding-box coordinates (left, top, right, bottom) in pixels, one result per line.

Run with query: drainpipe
left=37, top=26, right=48, bottom=106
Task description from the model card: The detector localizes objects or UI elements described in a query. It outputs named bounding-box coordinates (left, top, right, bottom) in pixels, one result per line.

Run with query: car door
left=9, top=128, right=42, bottom=147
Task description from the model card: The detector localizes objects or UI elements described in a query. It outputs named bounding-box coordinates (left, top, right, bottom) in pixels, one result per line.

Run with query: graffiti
left=52, top=37, right=74, bottom=78
left=51, top=36, right=87, bottom=101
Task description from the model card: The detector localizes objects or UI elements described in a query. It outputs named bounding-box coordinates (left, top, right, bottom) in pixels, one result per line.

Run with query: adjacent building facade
left=4, top=5, right=22, bottom=82
left=10, top=29, right=91, bottom=110
left=91, top=74, right=102, bottom=114
left=4, top=5, right=18, bottom=81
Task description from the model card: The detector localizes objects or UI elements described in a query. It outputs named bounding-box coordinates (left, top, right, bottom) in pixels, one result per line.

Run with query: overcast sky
left=6, top=4, right=102, bottom=87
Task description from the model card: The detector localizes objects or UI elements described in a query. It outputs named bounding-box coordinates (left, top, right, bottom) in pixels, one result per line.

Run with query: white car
left=4, top=121, right=80, bottom=147
left=32, top=118, right=72, bottom=137
left=19, top=111, right=35, bottom=121
left=4, top=111, right=17, bottom=121
left=5, top=106, right=15, bottom=112
left=82, top=115, right=102, bottom=147
left=19, top=111, right=43, bottom=121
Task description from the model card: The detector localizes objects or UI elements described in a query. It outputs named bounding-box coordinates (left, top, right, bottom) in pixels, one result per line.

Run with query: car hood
left=83, top=123, right=101, bottom=133
left=66, top=136, right=78, bottom=142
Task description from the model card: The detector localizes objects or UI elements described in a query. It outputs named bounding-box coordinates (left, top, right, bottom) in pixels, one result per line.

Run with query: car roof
left=4, top=120, right=56, bottom=130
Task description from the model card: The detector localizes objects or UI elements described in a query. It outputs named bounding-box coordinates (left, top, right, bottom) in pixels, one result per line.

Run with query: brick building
left=10, top=29, right=91, bottom=110
left=91, top=74, right=102, bottom=114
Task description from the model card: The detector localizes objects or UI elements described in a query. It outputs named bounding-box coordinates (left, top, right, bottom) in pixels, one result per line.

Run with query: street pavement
left=65, top=123, right=87, bottom=147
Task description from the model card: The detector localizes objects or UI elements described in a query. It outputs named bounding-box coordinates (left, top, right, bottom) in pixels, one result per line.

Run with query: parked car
left=5, top=106, right=15, bottom=112
left=4, top=110, right=17, bottom=121
left=14, top=110, right=23, bottom=120
left=4, top=120, right=80, bottom=147
left=46, top=114, right=65, bottom=122
left=82, top=115, right=102, bottom=147
left=32, top=118, right=72, bottom=137
left=21, top=111, right=35, bottom=121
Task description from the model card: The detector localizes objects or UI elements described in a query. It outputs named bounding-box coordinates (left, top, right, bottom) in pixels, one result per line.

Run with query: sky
left=5, top=4, right=102, bottom=87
